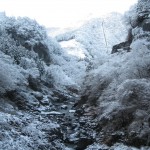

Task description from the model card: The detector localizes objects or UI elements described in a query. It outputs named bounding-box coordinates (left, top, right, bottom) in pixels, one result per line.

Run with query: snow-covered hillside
left=56, top=13, right=128, bottom=55
left=51, top=13, right=129, bottom=89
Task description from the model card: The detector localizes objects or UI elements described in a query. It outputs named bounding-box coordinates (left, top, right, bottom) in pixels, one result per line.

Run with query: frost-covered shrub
left=137, top=0, right=150, bottom=14
left=80, top=60, right=120, bottom=105
left=125, top=40, right=150, bottom=79
left=0, top=31, right=16, bottom=54
left=0, top=30, right=45, bottom=75
left=0, top=13, right=81, bottom=91
left=132, top=27, right=150, bottom=41
left=56, top=30, right=75, bottom=42
left=46, top=65, right=76, bottom=90
left=2, top=16, right=53, bottom=64
left=0, top=111, right=66, bottom=150
left=4, top=17, right=47, bottom=46
left=19, top=57, right=37, bottom=70
left=124, top=4, right=138, bottom=28
left=80, top=37, right=150, bottom=106
left=0, top=18, right=49, bottom=78
left=45, top=36, right=63, bottom=58
left=117, top=79, right=150, bottom=107
left=0, top=55, right=26, bottom=95
left=0, top=30, right=33, bottom=64
left=35, top=59, right=46, bottom=78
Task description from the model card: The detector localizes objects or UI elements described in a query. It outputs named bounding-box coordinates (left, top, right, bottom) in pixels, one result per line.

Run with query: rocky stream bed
left=0, top=85, right=150, bottom=150
left=33, top=94, right=97, bottom=150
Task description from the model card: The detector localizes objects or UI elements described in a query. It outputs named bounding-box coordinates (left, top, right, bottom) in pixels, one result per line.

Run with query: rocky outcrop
left=111, top=0, right=150, bottom=54
left=141, top=18, right=150, bottom=31
left=111, top=27, right=132, bottom=54
left=33, top=42, right=51, bottom=64
left=111, top=41, right=131, bottom=54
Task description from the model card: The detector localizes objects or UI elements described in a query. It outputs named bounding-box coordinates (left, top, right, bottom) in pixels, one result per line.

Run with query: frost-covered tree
left=137, top=0, right=150, bottom=14
left=4, top=17, right=47, bottom=46
left=124, top=4, right=138, bottom=28
left=3, top=16, right=52, bottom=64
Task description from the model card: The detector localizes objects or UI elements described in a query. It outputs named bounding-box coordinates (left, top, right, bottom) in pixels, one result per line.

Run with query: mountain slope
left=76, top=0, right=150, bottom=148
left=56, top=13, right=128, bottom=55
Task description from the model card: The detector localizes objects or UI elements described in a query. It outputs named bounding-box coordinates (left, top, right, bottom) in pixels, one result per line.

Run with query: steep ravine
left=0, top=0, right=150, bottom=149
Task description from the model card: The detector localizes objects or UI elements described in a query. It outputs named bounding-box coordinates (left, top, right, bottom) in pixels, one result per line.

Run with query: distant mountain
left=56, top=12, right=128, bottom=57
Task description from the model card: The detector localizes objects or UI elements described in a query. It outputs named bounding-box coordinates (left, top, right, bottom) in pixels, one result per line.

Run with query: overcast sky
left=0, top=0, right=138, bottom=28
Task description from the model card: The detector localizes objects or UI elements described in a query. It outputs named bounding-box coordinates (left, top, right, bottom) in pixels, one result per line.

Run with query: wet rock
left=111, top=41, right=131, bottom=54
left=52, top=97, right=60, bottom=103
left=0, top=98, right=16, bottom=114
left=40, top=96, right=50, bottom=105
left=38, top=104, right=56, bottom=112
left=6, top=89, right=39, bottom=110
left=68, top=132, right=79, bottom=143
left=127, top=121, right=150, bottom=147
left=61, top=105, right=68, bottom=110
left=79, top=118, right=86, bottom=126
left=142, top=19, right=150, bottom=31
left=31, top=91, right=43, bottom=100
left=71, top=123, right=79, bottom=130
left=75, top=108, right=84, bottom=117
left=28, top=75, right=41, bottom=91
left=88, top=122, right=98, bottom=130
left=41, top=111, right=65, bottom=116
left=75, top=137, right=94, bottom=150
left=33, top=42, right=51, bottom=65
left=66, top=86, right=79, bottom=94
left=69, top=110, right=76, bottom=113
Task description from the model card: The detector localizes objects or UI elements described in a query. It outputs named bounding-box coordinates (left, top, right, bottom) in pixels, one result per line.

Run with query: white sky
left=0, top=0, right=138, bottom=28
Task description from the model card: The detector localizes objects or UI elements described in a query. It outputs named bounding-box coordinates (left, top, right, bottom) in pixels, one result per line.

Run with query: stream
left=39, top=94, right=97, bottom=150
